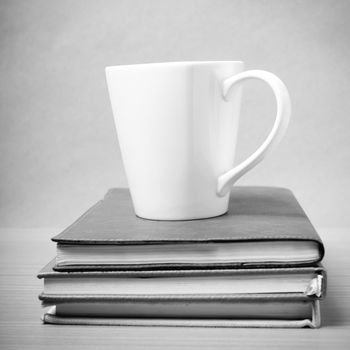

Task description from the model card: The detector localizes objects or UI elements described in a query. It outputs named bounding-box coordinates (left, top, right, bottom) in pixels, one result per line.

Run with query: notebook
left=38, top=260, right=326, bottom=298
left=52, top=187, right=324, bottom=270
left=42, top=300, right=321, bottom=328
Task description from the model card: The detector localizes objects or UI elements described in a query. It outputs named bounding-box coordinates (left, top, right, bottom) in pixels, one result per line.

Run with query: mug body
left=105, top=61, right=244, bottom=220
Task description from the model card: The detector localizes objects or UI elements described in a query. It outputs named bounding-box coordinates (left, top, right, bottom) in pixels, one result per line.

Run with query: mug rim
left=105, top=61, right=244, bottom=71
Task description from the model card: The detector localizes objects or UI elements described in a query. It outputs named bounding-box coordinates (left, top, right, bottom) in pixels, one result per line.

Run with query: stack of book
left=38, top=186, right=326, bottom=328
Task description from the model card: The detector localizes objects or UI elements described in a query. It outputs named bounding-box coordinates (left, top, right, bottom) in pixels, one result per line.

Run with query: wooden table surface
left=0, top=228, right=349, bottom=349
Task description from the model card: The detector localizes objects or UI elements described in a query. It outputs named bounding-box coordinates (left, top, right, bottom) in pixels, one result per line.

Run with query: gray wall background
left=1, top=0, right=349, bottom=229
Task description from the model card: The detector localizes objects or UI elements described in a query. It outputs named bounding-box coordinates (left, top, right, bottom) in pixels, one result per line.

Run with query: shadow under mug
left=105, top=61, right=291, bottom=220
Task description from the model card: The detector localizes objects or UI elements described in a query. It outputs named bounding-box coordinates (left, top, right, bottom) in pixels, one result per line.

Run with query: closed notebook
left=52, top=187, right=324, bottom=270
left=39, top=260, right=326, bottom=299
left=42, top=300, right=321, bottom=328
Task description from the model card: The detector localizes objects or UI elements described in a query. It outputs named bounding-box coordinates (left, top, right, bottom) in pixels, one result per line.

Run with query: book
left=39, top=260, right=326, bottom=298
left=52, top=187, right=324, bottom=270
left=42, top=300, right=321, bottom=328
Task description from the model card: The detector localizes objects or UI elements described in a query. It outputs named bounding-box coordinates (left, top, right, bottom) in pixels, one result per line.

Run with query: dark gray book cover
left=52, top=187, right=324, bottom=269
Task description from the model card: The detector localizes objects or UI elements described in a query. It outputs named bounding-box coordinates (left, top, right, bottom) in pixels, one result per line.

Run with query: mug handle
left=217, top=70, right=291, bottom=197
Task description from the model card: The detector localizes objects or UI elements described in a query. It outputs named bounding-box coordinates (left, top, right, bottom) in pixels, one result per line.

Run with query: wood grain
left=0, top=228, right=349, bottom=349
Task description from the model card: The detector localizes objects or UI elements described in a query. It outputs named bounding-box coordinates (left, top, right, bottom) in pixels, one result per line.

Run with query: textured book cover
left=52, top=187, right=324, bottom=270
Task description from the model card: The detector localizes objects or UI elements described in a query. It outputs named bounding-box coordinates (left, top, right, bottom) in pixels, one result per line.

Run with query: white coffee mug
left=106, top=61, right=290, bottom=220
